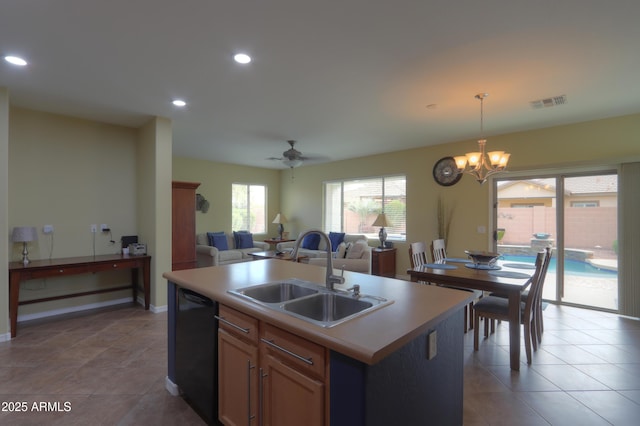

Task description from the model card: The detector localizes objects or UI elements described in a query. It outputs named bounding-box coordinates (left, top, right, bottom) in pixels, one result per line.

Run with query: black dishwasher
left=176, top=287, right=220, bottom=425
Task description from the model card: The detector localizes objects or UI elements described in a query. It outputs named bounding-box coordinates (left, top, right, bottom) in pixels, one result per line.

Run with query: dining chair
left=409, top=240, right=475, bottom=331
left=430, top=239, right=447, bottom=263
left=472, top=248, right=552, bottom=364
left=430, top=239, right=481, bottom=333
left=408, top=242, right=429, bottom=269
left=532, top=247, right=552, bottom=345
left=488, top=247, right=553, bottom=347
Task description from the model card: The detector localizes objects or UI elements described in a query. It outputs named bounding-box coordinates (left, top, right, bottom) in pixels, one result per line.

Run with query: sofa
left=276, top=233, right=371, bottom=274
left=196, top=232, right=269, bottom=267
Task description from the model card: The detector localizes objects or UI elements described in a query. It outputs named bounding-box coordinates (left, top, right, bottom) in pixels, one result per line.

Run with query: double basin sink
left=229, top=278, right=392, bottom=328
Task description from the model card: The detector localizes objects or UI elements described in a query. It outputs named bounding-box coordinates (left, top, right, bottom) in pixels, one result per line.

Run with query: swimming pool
left=501, top=254, right=617, bottom=277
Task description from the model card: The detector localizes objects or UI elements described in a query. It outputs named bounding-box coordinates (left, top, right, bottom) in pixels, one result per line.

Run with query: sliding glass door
left=494, top=172, right=618, bottom=311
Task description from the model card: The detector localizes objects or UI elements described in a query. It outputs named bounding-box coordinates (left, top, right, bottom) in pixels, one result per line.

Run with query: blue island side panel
left=330, top=309, right=464, bottom=426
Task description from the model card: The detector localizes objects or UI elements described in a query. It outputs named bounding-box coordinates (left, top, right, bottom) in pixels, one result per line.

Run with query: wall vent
left=530, top=95, right=567, bottom=109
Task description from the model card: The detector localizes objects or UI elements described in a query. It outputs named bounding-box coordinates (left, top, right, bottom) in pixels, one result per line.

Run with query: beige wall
left=2, top=107, right=156, bottom=332
left=137, top=117, right=173, bottom=308
left=0, top=89, right=9, bottom=336
left=280, top=113, right=640, bottom=276
left=172, top=157, right=281, bottom=238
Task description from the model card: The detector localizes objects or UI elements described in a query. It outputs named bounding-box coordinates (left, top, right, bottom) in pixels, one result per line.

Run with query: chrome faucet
left=291, top=229, right=345, bottom=290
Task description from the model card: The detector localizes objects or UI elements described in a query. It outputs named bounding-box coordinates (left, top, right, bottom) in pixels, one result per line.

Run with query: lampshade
left=12, top=226, right=38, bottom=264
left=372, top=213, right=391, bottom=227
left=272, top=213, right=288, bottom=224
left=12, top=226, right=38, bottom=243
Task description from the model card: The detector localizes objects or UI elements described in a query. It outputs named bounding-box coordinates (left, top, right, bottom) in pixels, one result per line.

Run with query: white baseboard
left=17, top=297, right=135, bottom=323
left=165, top=376, right=181, bottom=396
left=7, top=297, right=168, bottom=340
left=18, top=297, right=168, bottom=323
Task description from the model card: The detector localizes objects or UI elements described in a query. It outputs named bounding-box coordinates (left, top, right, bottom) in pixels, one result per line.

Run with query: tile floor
left=1, top=303, right=639, bottom=425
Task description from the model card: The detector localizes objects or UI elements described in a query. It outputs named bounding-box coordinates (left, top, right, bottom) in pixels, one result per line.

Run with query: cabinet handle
left=260, top=338, right=314, bottom=365
left=259, top=367, right=267, bottom=426
left=215, top=315, right=250, bottom=334
left=248, top=360, right=256, bottom=424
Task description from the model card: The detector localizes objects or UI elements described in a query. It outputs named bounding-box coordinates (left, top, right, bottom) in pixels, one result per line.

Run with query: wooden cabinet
left=172, top=181, right=200, bottom=270
left=218, top=305, right=259, bottom=426
left=371, top=247, right=397, bottom=278
left=218, top=305, right=326, bottom=426
left=260, top=323, right=325, bottom=426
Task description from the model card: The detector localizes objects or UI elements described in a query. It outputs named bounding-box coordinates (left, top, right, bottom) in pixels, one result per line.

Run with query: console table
left=8, top=254, right=151, bottom=338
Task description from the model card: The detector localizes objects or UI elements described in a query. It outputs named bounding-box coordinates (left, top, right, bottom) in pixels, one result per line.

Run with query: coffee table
left=263, top=238, right=295, bottom=249
left=249, top=250, right=308, bottom=262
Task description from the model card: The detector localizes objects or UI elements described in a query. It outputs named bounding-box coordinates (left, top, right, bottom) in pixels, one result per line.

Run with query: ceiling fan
left=268, top=140, right=308, bottom=168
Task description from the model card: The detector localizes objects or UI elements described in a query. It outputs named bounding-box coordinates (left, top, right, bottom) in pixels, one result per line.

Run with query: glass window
left=323, top=175, right=406, bottom=241
left=232, top=183, right=266, bottom=233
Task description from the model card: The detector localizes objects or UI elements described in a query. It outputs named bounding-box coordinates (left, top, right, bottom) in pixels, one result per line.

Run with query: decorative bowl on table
left=464, top=250, right=501, bottom=266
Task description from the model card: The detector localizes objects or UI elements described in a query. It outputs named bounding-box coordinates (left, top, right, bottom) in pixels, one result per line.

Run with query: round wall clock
left=432, top=157, right=462, bottom=186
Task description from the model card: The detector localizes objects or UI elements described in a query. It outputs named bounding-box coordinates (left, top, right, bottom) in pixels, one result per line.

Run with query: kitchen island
left=164, top=259, right=473, bottom=426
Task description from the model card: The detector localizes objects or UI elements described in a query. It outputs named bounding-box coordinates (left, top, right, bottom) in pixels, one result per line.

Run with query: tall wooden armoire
left=172, top=181, right=201, bottom=271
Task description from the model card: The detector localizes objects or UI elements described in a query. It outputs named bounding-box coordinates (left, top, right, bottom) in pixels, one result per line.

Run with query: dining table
left=407, top=258, right=535, bottom=371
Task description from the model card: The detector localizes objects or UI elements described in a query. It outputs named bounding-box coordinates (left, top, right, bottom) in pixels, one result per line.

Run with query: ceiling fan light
left=283, top=158, right=302, bottom=168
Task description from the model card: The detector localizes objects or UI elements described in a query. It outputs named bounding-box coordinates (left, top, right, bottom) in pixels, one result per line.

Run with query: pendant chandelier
left=454, top=93, right=510, bottom=184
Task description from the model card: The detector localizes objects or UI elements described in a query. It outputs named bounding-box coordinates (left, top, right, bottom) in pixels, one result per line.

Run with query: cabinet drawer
left=218, top=305, right=259, bottom=343
left=27, top=265, right=89, bottom=279
left=260, top=323, right=325, bottom=380
left=91, top=260, right=139, bottom=273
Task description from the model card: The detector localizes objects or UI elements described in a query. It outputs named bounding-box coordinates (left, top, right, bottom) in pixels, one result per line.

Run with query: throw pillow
left=211, top=234, right=229, bottom=251
left=328, top=232, right=346, bottom=252
left=346, top=240, right=367, bottom=259
left=207, top=231, right=226, bottom=247
left=233, top=231, right=254, bottom=249
left=232, top=230, right=248, bottom=248
left=301, top=233, right=321, bottom=250
left=335, top=242, right=347, bottom=259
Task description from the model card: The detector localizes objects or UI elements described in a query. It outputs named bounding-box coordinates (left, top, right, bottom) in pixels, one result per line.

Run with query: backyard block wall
left=498, top=207, right=617, bottom=253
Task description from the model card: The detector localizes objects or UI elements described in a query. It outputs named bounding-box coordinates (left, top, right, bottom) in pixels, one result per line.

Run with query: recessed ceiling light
left=172, top=99, right=187, bottom=107
left=4, top=55, right=28, bottom=66
left=233, top=53, right=251, bottom=64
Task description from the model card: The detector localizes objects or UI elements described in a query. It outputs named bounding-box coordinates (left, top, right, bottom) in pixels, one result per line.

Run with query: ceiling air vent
left=529, top=95, right=567, bottom=109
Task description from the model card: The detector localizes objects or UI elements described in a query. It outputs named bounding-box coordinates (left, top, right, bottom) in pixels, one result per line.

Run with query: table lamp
left=372, top=213, right=391, bottom=248
left=12, top=226, right=38, bottom=264
left=272, top=213, right=288, bottom=240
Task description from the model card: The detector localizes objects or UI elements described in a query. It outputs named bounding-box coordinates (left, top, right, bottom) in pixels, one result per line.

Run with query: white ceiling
left=2, top=0, right=639, bottom=169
